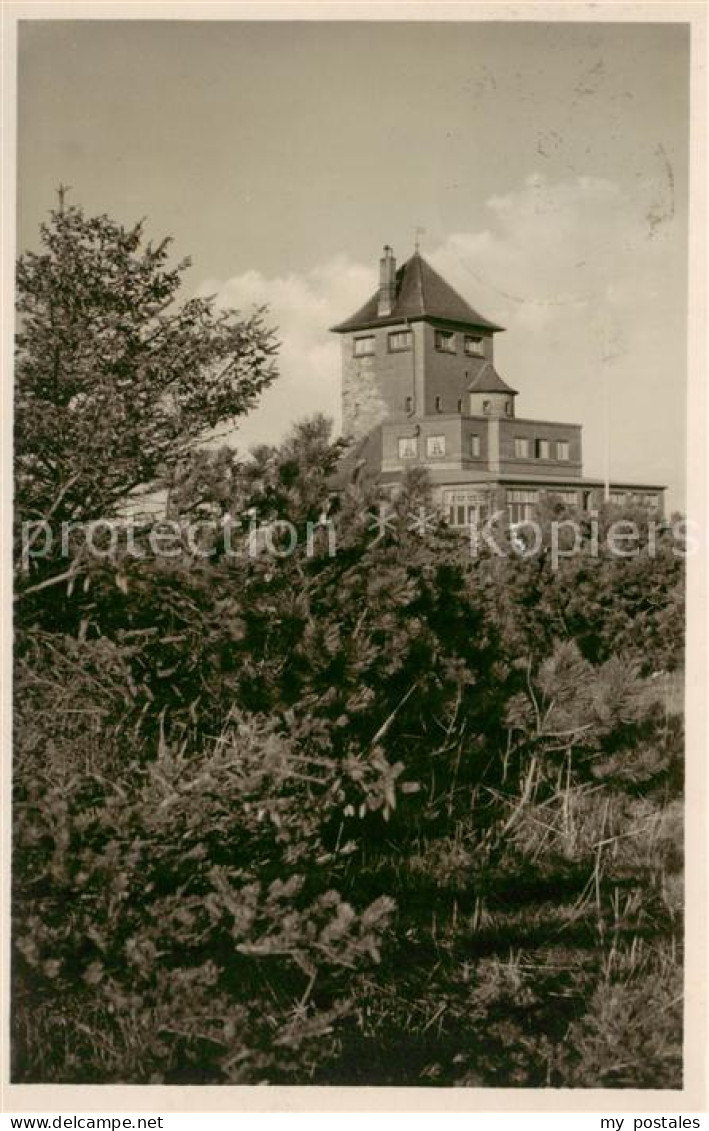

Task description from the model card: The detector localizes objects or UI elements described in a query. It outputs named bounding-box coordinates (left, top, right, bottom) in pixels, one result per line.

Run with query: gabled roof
left=331, top=252, right=504, bottom=334
left=467, top=361, right=518, bottom=396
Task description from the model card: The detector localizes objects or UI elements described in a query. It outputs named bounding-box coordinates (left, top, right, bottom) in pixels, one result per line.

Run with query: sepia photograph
left=5, top=4, right=705, bottom=1106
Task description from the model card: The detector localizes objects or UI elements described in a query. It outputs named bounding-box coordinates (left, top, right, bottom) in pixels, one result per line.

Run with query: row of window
left=353, top=331, right=485, bottom=358
left=399, top=435, right=448, bottom=460
left=445, top=489, right=664, bottom=527
left=396, top=434, right=572, bottom=462
left=403, top=395, right=513, bottom=416
left=398, top=434, right=485, bottom=460
left=507, top=489, right=588, bottom=523
left=514, top=437, right=570, bottom=461
left=610, top=491, right=661, bottom=509
left=444, top=488, right=583, bottom=527
left=443, top=488, right=541, bottom=528
left=434, top=330, right=485, bottom=356
left=444, top=489, right=665, bottom=528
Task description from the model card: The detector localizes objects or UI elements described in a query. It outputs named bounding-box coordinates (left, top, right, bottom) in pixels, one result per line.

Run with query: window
left=353, top=336, right=375, bottom=357
left=483, top=400, right=492, bottom=415
left=435, top=396, right=442, bottom=413
left=443, top=489, right=489, bottom=527
left=464, top=335, right=485, bottom=357
left=457, top=399, right=463, bottom=413
left=388, top=330, right=412, bottom=352
left=405, top=396, right=413, bottom=414
left=398, top=437, right=418, bottom=460
left=426, top=435, right=446, bottom=458
left=554, top=491, right=579, bottom=507
left=635, top=492, right=661, bottom=509
left=514, top=437, right=530, bottom=459
left=507, top=489, right=539, bottom=525
left=610, top=492, right=627, bottom=506
left=505, top=399, right=513, bottom=416
left=535, top=438, right=550, bottom=459
left=434, top=330, right=456, bottom=353
left=557, top=440, right=570, bottom=460
left=470, top=434, right=481, bottom=457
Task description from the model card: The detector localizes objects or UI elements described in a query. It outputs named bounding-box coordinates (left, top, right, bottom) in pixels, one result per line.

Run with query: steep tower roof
left=331, top=252, right=504, bottom=333
left=467, top=361, right=518, bottom=396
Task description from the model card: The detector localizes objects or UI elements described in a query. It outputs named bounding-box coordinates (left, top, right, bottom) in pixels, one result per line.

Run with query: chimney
left=378, top=245, right=396, bottom=318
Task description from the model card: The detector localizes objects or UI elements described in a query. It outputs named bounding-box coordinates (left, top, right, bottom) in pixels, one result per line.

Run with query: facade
left=331, top=247, right=665, bottom=524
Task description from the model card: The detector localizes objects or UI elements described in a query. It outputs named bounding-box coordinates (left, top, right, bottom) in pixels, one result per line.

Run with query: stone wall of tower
left=339, top=313, right=507, bottom=438
left=340, top=323, right=425, bottom=440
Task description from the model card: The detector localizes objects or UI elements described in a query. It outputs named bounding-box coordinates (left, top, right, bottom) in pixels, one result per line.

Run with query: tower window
left=483, top=400, right=492, bottom=415
left=434, top=330, right=456, bottom=353
left=405, top=396, right=413, bottom=413
left=426, top=435, right=446, bottom=458
left=505, top=399, right=513, bottom=416
left=398, top=437, right=418, bottom=459
left=464, top=335, right=485, bottom=357
left=457, top=399, right=463, bottom=413
left=470, top=434, right=481, bottom=457
left=388, top=330, right=412, bottom=352
left=353, top=336, right=375, bottom=357
left=435, top=396, right=442, bottom=412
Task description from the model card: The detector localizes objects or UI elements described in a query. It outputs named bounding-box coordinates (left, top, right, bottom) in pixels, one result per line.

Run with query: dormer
left=468, top=362, right=518, bottom=418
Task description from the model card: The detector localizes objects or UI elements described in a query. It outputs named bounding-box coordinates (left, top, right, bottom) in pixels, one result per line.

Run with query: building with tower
left=330, top=246, right=665, bottom=525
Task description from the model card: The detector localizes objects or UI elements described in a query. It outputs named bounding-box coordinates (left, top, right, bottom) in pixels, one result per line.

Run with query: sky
left=17, top=19, right=689, bottom=509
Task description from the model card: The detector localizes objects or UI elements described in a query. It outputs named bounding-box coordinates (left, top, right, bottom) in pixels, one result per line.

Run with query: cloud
left=428, top=173, right=685, bottom=505
left=195, top=170, right=685, bottom=506
left=195, top=257, right=376, bottom=452
left=430, top=171, right=677, bottom=337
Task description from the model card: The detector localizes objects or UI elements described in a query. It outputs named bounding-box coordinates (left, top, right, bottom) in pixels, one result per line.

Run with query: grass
left=12, top=662, right=684, bottom=1086
left=313, top=672, right=684, bottom=1086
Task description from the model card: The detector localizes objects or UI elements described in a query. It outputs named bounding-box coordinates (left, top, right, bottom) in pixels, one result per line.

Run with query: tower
left=331, top=246, right=504, bottom=440
left=329, top=245, right=664, bottom=521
